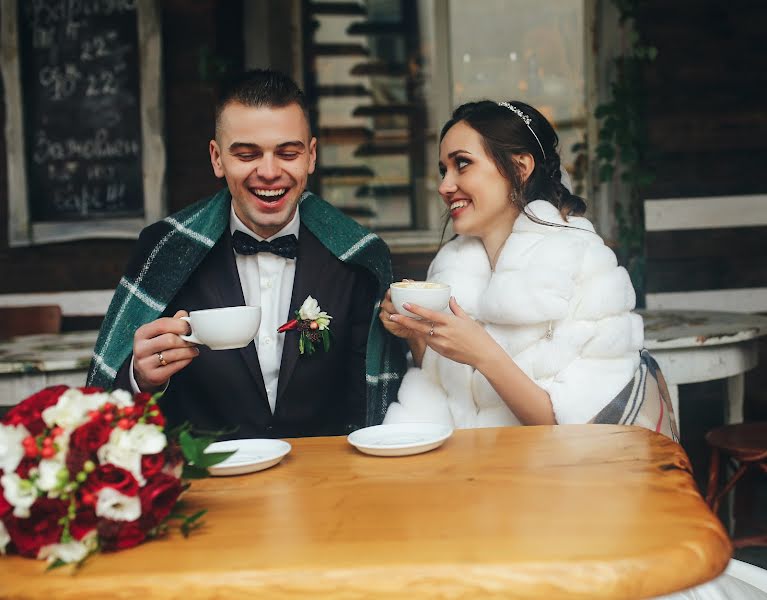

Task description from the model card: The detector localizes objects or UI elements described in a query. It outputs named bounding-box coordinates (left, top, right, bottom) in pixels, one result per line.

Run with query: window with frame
left=302, top=0, right=589, bottom=241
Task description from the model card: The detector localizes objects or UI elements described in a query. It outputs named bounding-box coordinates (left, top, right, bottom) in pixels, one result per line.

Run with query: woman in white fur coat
left=381, top=99, right=645, bottom=429
left=379, top=99, right=767, bottom=600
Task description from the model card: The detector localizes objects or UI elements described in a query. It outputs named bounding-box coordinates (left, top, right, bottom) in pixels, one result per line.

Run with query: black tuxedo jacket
left=116, top=224, right=377, bottom=439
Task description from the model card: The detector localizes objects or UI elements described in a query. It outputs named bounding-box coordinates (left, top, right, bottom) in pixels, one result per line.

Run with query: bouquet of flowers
left=0, top=386, right=226, bottom=568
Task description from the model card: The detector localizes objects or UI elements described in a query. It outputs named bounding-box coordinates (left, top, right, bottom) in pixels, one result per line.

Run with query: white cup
left=390, top=281, right=451, bottom=320
left=180, top=306, right=261, bottom=350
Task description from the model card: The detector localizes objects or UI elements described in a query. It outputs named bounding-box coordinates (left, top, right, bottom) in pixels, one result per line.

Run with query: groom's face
left=210, top=102, right=317, bottom=238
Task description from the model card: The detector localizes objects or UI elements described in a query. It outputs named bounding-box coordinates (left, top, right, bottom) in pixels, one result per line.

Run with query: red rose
left=146, top=412, right=166, bottom=428
left=0, top=487, right=11, bottom=519
left=84, top=464, right=139, bottom=497
left=15, top=457, right=36, bottom=480
left=132, top=392, right=152, bottom=412
left=139, top=473, right=182, bottom=529
left=162, top=442, right=184, bottom=477
left=98, top=519, right=146, bottom=552
left=141, top=453, right=165, bottom=479
left=65, top=447, right=91, bottom=478
left=77, top=387, right=104, bottom=395
left=2, top=385, right=68, bottom=435
left=69, top=419, right=112, bottom=455
left=69, top=506, right=98, bottom=541
left=3, top=498, right=67, bottom=558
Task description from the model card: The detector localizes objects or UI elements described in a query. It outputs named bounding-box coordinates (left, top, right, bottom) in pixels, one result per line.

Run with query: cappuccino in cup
left=390, top=281, right=451, bottom=320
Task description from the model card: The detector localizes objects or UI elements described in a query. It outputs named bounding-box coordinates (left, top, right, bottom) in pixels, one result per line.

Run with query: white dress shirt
left=131, top=206, right=300, bottom=414
left=230, top=207, right=299, bottom=413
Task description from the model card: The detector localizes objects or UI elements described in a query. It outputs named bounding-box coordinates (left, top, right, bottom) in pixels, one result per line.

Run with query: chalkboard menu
left=17, top=0, right=144, bottom=222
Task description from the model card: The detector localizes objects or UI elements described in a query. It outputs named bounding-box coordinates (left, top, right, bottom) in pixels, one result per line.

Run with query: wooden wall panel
left=646, top=227, right=767, bottom=260
left=162, top=0, right=243, bottom=214
left=638, top=0, right=767, bottom=199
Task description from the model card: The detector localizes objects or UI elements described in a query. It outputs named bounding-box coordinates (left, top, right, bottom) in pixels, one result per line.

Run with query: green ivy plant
left=576, top=0, right=657, bottom=304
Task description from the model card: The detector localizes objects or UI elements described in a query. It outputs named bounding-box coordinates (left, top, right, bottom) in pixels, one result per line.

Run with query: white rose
left=80, top=392, right=110, bottom=414
left=0, top=423, right=30, bottom=474
left=42, top=388, right=90, bottom=430
left=125, top=423, right=166, bottom=455
left=109, top=389, right=135, bottom=408
left=36, top=459, right=66, bottom=493
left=95, top=487, right=141, bottom=522
left=0, top=520, right=9, bottom=555
left=298, top=296, right=321, bottom=320
left=97, top=435, right=144, bottom=486
left=38, top=540, right=90, bottom=564
left=1, top=473, right=37, bottom=518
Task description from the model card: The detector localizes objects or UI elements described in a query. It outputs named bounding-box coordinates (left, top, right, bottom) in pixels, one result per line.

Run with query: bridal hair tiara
left=497, top=101, right=546, bottom=159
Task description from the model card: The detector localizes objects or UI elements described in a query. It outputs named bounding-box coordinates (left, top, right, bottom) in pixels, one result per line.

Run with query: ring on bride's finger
left=429, top=322, right=435, bottom=336
left=157, top=352, right=167, bottom=367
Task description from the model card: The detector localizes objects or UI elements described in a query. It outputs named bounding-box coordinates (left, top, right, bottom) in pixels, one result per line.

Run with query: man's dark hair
left=214, top=69, right=310, bottom=135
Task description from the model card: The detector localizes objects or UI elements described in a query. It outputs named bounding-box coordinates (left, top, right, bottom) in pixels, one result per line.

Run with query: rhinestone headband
left=497, top=101, right=546, bottom=159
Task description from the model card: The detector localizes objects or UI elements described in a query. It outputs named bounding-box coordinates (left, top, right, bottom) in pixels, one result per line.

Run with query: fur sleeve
left=509, top=208, right=644, bottom=423
left=539, top=354, right=641, bottom=424
left=538, top=252, right=644, bottom=423
left=382, top=349, right=455, bottom=426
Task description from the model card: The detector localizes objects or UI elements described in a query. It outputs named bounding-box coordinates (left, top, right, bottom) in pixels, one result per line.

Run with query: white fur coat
left=384, top=200, right=644, bottom=428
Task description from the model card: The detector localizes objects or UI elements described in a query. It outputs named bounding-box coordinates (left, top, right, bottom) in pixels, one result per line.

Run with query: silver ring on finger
left=157, top=352, right=167, bottom=367
left=429, top=322, right=435, bottom=336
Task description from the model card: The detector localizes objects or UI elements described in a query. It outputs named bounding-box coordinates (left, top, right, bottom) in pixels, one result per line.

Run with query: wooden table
left=0, top=426, right=731, bottom=599
left=0, top=330, right=97, bottom=406
left=641, top=310, right=767, bottom=430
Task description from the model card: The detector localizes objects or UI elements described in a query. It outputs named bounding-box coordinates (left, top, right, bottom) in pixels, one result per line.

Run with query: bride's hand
left=388, top=297, right=495, bottom=368
left=379, top=288, right=420, bottom=340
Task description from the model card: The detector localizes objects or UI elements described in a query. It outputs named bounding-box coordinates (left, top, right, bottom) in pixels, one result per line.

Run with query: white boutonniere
left=277, top=296, right=333, bottom=355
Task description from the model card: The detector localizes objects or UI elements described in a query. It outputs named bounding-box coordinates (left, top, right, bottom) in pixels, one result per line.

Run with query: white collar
left=229, top=204, right=301, bottom=241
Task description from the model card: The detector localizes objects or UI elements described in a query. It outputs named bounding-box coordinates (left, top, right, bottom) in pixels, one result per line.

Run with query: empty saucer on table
left=347, top=423, right=453, bottom=457
left=204, top=438, right=291, bottom=476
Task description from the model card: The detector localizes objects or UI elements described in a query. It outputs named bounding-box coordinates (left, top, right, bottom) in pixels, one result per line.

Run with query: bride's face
left=438, top=121, right=518, bottom=239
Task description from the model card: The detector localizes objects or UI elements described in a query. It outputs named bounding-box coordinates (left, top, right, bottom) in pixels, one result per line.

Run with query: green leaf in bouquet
left=194, top=450, right=237, bottom=469
left=45, top=558, right=67, bottom=572
left=181, top=510, right=208, bottom=538
left=179, top=430, right=202, bottom=464
left=182, top=464, right=212, bottom=479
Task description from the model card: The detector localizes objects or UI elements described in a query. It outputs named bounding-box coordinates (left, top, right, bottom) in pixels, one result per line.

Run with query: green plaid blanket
left=88, top=189, right=406, bottom=426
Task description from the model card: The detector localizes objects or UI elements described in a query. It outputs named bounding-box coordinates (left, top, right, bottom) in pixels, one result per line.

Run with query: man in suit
left=88, top=69, right=405, bottom=438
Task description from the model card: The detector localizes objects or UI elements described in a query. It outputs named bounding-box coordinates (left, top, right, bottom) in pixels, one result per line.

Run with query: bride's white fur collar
left=428, top=200, right=632, bottom=327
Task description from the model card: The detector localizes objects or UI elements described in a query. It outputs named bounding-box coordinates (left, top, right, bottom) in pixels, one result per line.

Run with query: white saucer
left=204, top=438, right=291, bottom=476
left=347, top=423, right=453, bottom=457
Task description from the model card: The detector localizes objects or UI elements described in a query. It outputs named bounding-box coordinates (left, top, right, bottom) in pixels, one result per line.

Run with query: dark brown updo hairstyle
left=440, top=100, right=587, bottom=220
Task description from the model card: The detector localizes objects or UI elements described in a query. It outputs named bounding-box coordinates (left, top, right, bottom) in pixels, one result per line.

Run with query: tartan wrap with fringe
left=87, top=189, right=407, bottom=426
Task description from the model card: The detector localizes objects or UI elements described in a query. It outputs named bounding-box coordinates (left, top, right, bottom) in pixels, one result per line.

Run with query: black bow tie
left=232, top=230, right=298, bottom=259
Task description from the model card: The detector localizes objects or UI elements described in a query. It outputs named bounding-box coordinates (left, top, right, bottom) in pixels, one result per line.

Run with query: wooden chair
left=705, top=422, right=767, bottom=548
left=0, top=305, right=62, bottom=339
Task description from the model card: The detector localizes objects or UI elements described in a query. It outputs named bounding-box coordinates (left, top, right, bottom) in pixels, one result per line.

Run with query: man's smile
left=250, top=187, right=288, bottom=202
